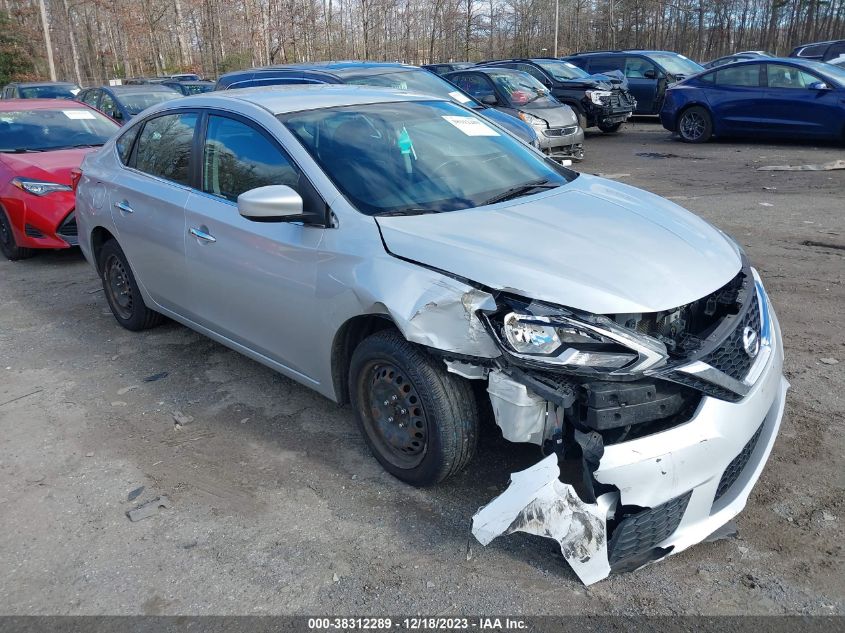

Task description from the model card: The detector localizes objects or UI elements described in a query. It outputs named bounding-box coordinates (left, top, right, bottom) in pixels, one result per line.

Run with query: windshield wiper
left=481, top=179, right=558, bottom=206
left=53, top=143, right=105, bottom=150
left=376, top=208, right=441, bottom=217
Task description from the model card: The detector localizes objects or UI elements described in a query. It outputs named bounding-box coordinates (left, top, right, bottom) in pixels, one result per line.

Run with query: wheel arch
left=89, top=226, right=117, bottom=272
left=331, top=313, right=398, bottom=404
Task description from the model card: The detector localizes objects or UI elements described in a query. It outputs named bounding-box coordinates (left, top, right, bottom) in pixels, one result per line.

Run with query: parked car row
left=0, top=81, right=789, bottom=583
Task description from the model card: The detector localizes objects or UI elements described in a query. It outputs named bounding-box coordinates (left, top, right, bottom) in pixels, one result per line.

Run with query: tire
left=97, top=239, right=164, bottom=331
left=677, top=106, right=713, bottom=143
left=0, top=208, right=36, bottom=261
left=598, top=121, right=624, bottom=133
left=349, top=329, right=479, bottom=487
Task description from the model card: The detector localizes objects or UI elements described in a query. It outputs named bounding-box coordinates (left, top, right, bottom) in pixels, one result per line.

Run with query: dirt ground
left=1, top=119, right=843, bottom=616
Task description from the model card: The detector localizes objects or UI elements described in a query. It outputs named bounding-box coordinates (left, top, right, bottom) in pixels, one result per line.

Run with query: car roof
left=154, top=84, right=443, bottom=115
left=6, top=81, right=79, bottom=87
left=0, top=98, right=91, bottom=111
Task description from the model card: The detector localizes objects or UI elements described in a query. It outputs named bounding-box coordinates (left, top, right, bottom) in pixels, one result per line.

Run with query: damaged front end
left=455, top=265, right=788, bottom=584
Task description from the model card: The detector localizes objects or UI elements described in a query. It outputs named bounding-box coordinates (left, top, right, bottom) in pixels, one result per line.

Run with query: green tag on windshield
left=397, top=127, right=416, bottom=158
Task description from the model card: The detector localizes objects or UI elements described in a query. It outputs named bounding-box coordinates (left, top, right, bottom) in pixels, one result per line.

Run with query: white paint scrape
left=471, top=454, right=611, bottom=585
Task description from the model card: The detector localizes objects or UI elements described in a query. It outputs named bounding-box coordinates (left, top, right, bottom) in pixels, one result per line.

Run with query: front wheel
left=598, top=121, right=624, bottom=133
left=98, top=239, right=164, bottom=331
left=0, top=208, right=35, bottom=261
left=678, top=106, right=713, bottom=143
left=349, top=329, right=478, bottom=487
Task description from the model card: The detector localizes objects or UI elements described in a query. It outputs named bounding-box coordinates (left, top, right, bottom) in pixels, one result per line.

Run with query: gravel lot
left=1, top=119, right=843, bottom=615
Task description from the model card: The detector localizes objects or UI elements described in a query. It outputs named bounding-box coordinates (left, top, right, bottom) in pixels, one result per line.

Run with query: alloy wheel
left=680, top=111, right=705, bottom=141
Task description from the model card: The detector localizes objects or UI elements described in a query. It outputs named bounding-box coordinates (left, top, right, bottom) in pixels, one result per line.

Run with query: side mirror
left=808, top=81, right=830, bottom=90
left=643, top=69, right=657, bottom=80
left=238, top=185, right=304, bottom=221
left=481, top=94, right=498, bottom=106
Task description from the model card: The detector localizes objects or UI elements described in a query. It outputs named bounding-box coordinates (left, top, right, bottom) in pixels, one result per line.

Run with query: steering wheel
left=430, top=159, right=463, bottom=178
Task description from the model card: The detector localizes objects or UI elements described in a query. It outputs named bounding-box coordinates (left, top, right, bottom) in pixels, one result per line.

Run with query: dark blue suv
left=214, top=62, right=540, bottom=147
left=563, top=50, right=704, bottom=115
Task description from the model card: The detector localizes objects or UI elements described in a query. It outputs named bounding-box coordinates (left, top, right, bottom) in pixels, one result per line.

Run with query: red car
left=0, top=99, right=119, bottom=260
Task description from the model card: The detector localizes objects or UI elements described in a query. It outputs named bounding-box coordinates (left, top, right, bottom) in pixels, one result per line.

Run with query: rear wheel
left=0, top=208, right=35, bottom=261
left=98, top=239, right=164, bottom=331
left=349, top=329, right=478, bottom=487
left=678, top=106, right=713, bottom=143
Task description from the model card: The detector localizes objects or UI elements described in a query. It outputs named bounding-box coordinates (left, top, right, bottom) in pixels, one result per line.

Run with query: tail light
left=70, top=168, right=83, bottom=193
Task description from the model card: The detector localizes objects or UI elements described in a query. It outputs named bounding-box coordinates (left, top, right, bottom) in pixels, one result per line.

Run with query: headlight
left=586, top=90, right=612, bottom=105
left=12, top=177, right=73, bottom=196
left=518, top=111, right=548, bottom=131
left=491, top=300, right=668, bottom=375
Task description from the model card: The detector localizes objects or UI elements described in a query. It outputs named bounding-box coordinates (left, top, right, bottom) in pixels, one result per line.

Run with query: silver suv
left=76, top=86, right=787, bottom=584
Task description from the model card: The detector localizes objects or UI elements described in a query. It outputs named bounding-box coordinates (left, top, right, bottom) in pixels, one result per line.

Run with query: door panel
left=761, top=64, right=841, bottom=137
left=708, top=64, right=766, bottom=134
left=624, top=57, right=659, bottom=114
left=109, top=112, right=197, bottom=312
left=184, top=113, right=325, bottom=378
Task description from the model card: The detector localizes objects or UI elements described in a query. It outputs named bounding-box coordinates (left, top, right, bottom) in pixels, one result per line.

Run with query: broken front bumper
left=474, top=295, right=787, bottom=584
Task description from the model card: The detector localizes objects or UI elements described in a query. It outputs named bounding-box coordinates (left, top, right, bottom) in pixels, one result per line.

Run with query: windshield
left=343, top=69, right=482, bottom=109
left=534, top=60, right=590, bottom=81
left=18, top=84, right=80, bottom=99
left=650, top=53, right=704, bottom=76
left=488, top=71, right=558, bottom=106
left=281, top=100, right=574, bottom=216
left=0, top=108, right=118, bottom=152
left=120, top=91, right=180, bottom=114
left=184, top=83, right=213, bottom=94
left=800, top=59, right=845, bottom=86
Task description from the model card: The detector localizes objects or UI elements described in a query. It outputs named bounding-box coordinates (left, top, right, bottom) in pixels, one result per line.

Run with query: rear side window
left=202, top=115, right=299, bottom=202
left=116, top=125, right=140, bottom=165
left=134, top=112, right=198, bottom=185
left=797, top=43, right=829, bottom=58
left=588, top=56, right=625, bottom=73
left=715, top=64, right=761, bottom=86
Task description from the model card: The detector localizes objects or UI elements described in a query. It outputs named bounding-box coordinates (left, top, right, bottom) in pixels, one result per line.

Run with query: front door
left=184, top=112, right=325, bottom=379
left=108, top=111, right=198, bottom=313
left=624, top=56, right=660, bottom=114
left=761, top=63, right=842, bottom=138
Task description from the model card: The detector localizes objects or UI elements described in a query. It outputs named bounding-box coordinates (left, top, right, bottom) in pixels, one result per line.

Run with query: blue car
left=214, top=62, right=541, bottom=147
left=660, top=58, right=845, bottom=143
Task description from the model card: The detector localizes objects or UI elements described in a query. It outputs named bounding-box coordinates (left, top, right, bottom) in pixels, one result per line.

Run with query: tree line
left=2, top=0, right=843, bottom=86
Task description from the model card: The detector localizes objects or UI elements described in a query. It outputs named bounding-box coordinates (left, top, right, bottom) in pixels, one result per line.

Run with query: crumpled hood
left=376, top=174, right=742, bottom=315
left=0, top=148, right=95, bottom=185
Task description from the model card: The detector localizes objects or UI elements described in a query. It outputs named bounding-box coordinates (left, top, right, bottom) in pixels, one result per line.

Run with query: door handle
left=113, top=200, right=134, bottom=214
left=189, top=227, right=216, bottom=243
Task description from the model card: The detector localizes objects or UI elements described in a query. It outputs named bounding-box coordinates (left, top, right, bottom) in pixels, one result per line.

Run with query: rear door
left=108, top=111, right=198, bottom=313
left=761, top=63, right=842, bottom=138
left=706, top=63, right=766, bottom=134
left=183, top=112, right=325, bottom=378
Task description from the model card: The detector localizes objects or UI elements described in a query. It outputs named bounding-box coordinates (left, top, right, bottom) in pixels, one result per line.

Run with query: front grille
left=608, top=491, right=692, bottom=570
left=714, top=423, right=764, bottom=503
left=702, top=293, right=761, bottom=381
left=543, top=125, right=579, bottom=137
left=57, top=212, right=78, bottom=245
left=664, top=373, right=741, bottom=403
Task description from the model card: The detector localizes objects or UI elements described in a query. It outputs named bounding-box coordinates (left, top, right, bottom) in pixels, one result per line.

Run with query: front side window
left=766, top=64, right=820, bottom=89
left=715, top=64, right=761, bottom=87
left=80, top=90, right=100, bottom=107
left=624, top=57, right=657, bottom=79
left=281, top=100, right=574, bottom=216
left=134, top=113, right=198, bottom=185
left=0, top=108, right=119, bottom=152
left=202, top=115, right=299, bottom=202
left=100, top=92, right=117, bottom=118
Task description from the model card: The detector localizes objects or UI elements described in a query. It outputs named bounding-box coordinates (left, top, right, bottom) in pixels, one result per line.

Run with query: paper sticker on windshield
left=442, top=116, right=499, bottom=136
left=64, top=110, right=96, bottom=120
left=448, top=91, right=472, bottom=104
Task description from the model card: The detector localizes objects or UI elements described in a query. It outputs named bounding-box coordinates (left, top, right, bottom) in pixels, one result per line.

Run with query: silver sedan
left=76, top=85, right=786, bottom=584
